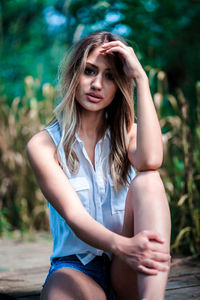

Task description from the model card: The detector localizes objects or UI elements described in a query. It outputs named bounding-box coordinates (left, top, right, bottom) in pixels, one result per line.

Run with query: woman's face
left=75, top=46, right=118, bottom=113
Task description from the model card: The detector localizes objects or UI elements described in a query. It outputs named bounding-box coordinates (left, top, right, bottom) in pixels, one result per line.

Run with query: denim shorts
left=43, top=253, right=116, bottom=300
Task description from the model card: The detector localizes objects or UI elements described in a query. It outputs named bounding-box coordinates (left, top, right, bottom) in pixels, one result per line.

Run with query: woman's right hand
left=115, top=230, right=170, bottom=275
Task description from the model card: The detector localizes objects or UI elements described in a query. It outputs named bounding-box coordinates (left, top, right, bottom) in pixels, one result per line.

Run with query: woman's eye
left=105, top=73, right=114, bottom=81
left=84, top=67, right=96, bottom=76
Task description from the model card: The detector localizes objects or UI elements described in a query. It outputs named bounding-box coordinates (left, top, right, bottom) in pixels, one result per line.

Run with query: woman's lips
left=86, top=93, right=103, bottom=103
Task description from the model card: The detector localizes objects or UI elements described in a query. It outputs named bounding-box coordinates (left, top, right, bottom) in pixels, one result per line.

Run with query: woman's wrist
left=111, top=233, right=130, bottom=257
left=133, top=70, right=149, bottom=85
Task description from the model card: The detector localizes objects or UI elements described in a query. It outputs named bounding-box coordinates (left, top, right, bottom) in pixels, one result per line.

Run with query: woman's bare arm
left=100, top=42, right=163, bottom=171
left=27, top=130, right=118, bottom=253
left=127, top=75, right=163, bottom=171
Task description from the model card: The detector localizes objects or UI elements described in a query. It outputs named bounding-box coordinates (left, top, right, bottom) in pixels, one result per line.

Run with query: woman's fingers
left=131, top=255, right=169, bottom=275
left=101, top=41, right=127, bottom=49
left=142, top=259, right=169, bottom=272
left=135, top=256, right=169, bottom=275
left=99, top=41, right=145, bottom=80
left=151, top=251, right=171, bottom=263
left=143, top=230, right=165, bottom=243
left=131, top=231, right=170, bottom=274
left=141, top=230, right=170, bottom=262
left=100, top=41, right=132, bottom=57
left=100, top=46, right=128, bottom=61
left=137, top=264, right=158, bottom=275
left=100, top=45, right=136, bottom=78
left=99, top=45, right=128, bottom=57
left=120, top=231, right=170, bottom=275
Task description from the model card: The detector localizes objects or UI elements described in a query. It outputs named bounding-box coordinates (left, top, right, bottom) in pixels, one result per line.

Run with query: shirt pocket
left=69, top=177, right=90, bottom=213
left=108, top=175, right=126, bottom=215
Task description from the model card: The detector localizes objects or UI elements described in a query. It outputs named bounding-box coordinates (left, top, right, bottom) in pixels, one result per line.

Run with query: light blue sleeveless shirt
left=45, top=121, right=136, bottom=265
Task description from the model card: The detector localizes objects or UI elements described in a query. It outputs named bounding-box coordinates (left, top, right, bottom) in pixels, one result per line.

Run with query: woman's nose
left=91, top=74, right=103, bottom=90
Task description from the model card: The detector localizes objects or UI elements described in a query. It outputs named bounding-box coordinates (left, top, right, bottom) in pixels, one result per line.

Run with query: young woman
left=27, top=31, right=171, bottom=300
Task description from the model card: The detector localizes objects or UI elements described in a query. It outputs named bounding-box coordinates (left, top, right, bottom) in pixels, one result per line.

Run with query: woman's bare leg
left=111, top=170, right=171, bottom=300
left=40, top=268, right=106, bottom=300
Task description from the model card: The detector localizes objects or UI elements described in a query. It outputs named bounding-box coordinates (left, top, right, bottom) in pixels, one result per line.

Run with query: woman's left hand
left=99, top=41, right=146, bottom=81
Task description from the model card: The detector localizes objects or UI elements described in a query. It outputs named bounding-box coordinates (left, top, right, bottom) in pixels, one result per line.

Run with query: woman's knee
left=128, top=170, right=170, bottom=226
left=130, top=170, right=165, bottom=196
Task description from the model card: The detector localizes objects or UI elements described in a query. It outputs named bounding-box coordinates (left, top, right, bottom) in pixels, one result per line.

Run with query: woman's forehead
left=86, top=46, right=113, bottom=69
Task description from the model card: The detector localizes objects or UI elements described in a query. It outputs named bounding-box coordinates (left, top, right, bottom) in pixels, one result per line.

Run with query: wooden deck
left=0, top=236, right=199, bottom=299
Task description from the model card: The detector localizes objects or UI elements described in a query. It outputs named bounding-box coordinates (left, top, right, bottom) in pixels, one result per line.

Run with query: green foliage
left=0, top=0, right=65, bottom=102
left=120, top=0, right=200, bottom=129
left=0, top=76, right=56, bottom=235
left=151, top=71, right=200, bottom=254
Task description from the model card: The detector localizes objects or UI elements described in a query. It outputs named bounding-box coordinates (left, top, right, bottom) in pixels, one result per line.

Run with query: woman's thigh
left=40, top=268, right=107, bottom=300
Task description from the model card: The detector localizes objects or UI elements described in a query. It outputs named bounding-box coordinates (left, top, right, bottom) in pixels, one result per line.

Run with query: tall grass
left=0, top=76, right=55, bottom=235
left=0, top=73, right=199, bottom=254
left=150, top=69, right=200, bottom=255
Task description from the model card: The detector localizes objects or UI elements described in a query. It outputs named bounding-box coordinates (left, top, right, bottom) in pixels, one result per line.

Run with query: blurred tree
left=0, top=0, right=66, bottom=102
left=119, top=0, right=200, bottom=129
left=1, top=0, right=199, bottom=121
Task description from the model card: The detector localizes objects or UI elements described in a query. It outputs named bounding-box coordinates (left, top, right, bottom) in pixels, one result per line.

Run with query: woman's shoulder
left=26, top=129, right=60, bottom=174
left=26, top=130, right=57, bottom=160
left=27, top=120, right=62, bottom=154
left=27, top=129, right=54, bottom=145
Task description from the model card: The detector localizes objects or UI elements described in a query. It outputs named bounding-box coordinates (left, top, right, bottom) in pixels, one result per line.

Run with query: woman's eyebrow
left=86, top=62, right=98, bottom=69
left=86, top=62, right=111, bottom=71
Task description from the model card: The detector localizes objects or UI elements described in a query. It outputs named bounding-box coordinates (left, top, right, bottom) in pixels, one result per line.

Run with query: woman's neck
left=79, top=110, right=107, bottom=142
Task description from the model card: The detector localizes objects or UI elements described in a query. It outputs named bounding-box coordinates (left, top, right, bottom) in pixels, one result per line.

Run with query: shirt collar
left=74, top=128, right=110, bottom=145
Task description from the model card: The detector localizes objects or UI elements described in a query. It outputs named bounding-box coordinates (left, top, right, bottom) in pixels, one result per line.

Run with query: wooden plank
left=0, top=236, right=51, bottom=299
left=165, top=285, right=200, bottom=299
left=167, top=274, right=200, bottom=290
left=0, top=267, right=48, bottom=298
left=165, top=256, right=200, bottom=299
left=169, top=255, right=200, bottom=276
left=15, top=297, right=39, bottom=300
left=1, top=262, right=199, bottom=299
left=0, top=296, right=40, bottom=300
left=0, top=237, right=200, bottom=299
left=0, top=237, right=52, bottom=272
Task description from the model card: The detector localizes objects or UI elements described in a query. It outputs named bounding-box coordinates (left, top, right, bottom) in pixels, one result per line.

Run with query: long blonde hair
left=54, top=31, right=134, bottom=192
